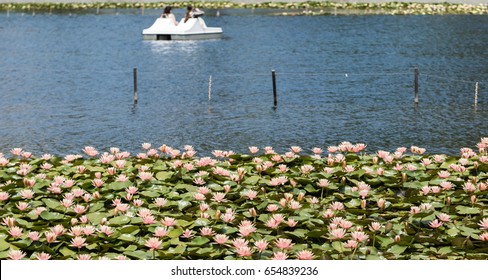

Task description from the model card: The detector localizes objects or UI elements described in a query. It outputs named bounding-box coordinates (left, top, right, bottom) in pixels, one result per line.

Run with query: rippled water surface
left=0, top=9, right=487, bottom=156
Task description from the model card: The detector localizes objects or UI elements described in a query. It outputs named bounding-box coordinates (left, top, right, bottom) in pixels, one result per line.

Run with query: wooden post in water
left=272, top=70, right=277, bottom=107
left=208, top=75, right=212, bottom=100
left=475, top=81, right=479, bottom=108
left=133, top=67, right=138, bottom=103
left=414, top=67, right=419, bottom=104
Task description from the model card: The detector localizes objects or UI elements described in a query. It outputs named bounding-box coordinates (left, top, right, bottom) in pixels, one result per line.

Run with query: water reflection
left=145, top=40, right=201, bottom=54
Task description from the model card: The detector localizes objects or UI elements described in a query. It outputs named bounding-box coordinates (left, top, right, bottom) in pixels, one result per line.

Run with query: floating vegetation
left=0, top=1, right=486, bottom=15
left=0, top=139, right=487, bottom=260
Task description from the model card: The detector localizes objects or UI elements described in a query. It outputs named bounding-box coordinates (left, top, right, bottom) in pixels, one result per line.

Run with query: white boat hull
left=142, top=17, right=223, bottom=41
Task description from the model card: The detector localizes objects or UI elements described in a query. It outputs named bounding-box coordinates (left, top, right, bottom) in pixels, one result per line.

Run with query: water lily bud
left=93, top=191, right=101, bottom=200
left=394, top=235, right=401, bottom=243
left=402, top=173, right=407, bottom=183
left=200, top=212, right=210, bottom=219
left=79, top=215, right=88, bottom=224
left=223, top=185, right=231, bottom=193
left=107, top=167, right=117, bottom=175
left=297, top=192, right=305, bottom=201
left=471, top=195, right=477, bottom=205
left=478, top=182, right=487, bottom=191
left=261, top=187, right=266, bottom=196
left=474, top=162, right=478, bottom=168
left=361, top=199, right=367, bottom=209
left=95, top=172, right=102, bottom=179
left=71, top=218, right=78, bottom=226
left=341, top=177, right=346, bottom=185
left=372, top=156, right=378, bottom=165
left=446, top=196, right=451, bottom=206
left=377, top=198, right=386, bottom=210
left=279, top=198, right=287, bottom=208
left=249, top=208, right=257, bottom=217
left=341, top=161, right=346, bottom=168
left=100, top=217, right=107, bottom=225
left=284, top=193, right=293, bottom=201
left=215, top=210, right=221, bottom=220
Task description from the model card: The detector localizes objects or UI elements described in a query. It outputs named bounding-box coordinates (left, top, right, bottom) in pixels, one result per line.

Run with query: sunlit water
left=0, top=9, right=486, bottom=156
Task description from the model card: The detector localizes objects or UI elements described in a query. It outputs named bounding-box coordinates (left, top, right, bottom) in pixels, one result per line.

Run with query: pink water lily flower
left=82, top=146, right=99, bottom=157
left=8, top=226, right=23, bottom=239
left=35, top=252, right=52, bottom=260
left=296, top=250, right=314, bottom=260
left=28, top=231, right=41, bottom=241
left=200, top=227, right=215, bottom=236
left=344, top=240, right=358, bottom=249
left=232, top=238, right=249, bottom=249
left=77, top=254, right=92, bottom=260
left=271, top=252, right=288, bottom=260
left=248, top=146, right=259, bottom=154
left=351, top=231, right=369, bottom=243
left=479, top=233, right=488, bottom=241
left=254, top=240, right=269, bottom=252
left=429, top=219, right=443, bottom=229
left=478, top=218, right=488, bottom=230
left=70, top=236, right=87, bottom=248
left=235, top=246, right=253, bottom=257
left=329, top=228, right=346, bottom=240
left=8, top=250, right=26, bottom=260
left=161, top=217, right=177, bottom=227
left=0, top=191, right=9, bottom=201
left=145, top=237, right=162, bottom=251
left=214, top=234, right=229, bottom=244
left=275, top=238, right=294, bottom=250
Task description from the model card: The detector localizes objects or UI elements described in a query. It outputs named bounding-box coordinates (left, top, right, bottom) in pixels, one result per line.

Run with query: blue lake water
left=0, top=8, right=487, bottom=156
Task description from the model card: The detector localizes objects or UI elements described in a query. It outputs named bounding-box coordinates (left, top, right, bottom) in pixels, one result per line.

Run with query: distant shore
left=1, top=1, right=486, bottom=15
left=0, top=0, right=487, bottom=4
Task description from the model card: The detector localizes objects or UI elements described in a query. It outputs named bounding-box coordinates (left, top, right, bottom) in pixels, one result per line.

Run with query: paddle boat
left=142, top=12, right=223, bottom=41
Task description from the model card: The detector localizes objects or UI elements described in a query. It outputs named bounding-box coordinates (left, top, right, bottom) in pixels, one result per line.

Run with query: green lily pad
left=0, top=238, right=10, bottom=251
left=244, top=175, right=261, bottom=185
left=108, top=215, right=131, bottom=225
left=155, top=171, right=174, bottom=181
left=388, top=245, right=408, bottom=255
left=125, top=250, right=152, bottom=260
left=118, top=234, right=136, bottom=242
left=85, top=212, right=109, bottom=225
left=40, top=211, right=65, bottom=221
left=42, top=198, right=62, bottom=210
left=119, top=225, right=140, bottom=234
left=167, top=228, right=183, bottom=238
left=456, top=206, right=480, bottom=215
left=140, top=191, right=161, bottom=198
left=108, top=181, right=132, bottom=190
left=171, top=244, right=186, bottom=255
left=190, top=236, right=210, bottom=246
left=59, top=246, right=76, bottom=257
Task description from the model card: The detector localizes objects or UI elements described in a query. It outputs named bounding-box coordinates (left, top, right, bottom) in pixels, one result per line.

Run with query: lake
left=0, top=8, right=486, bottom=156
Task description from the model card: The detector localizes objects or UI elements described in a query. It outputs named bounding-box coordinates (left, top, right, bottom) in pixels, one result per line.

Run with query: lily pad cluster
left=0, top=138, right=487, bottom=260
left=0, top=1, right=486, bottom=15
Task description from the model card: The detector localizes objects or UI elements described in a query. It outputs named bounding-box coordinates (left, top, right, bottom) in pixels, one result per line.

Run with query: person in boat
left=160, top=6, right=178, bottom=26
left=184, top=5, right=204, bottom=23
left=183, top=5, right=193, bottom=23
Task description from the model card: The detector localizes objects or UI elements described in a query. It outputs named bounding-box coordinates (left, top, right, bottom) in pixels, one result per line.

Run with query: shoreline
left=1, top=1, right=487, bottom=15
left=0, top=1, right=487, bottom=4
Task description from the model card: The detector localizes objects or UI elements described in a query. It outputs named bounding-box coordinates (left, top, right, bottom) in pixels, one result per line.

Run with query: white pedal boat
left=142, top=17, right=223, bottom=40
